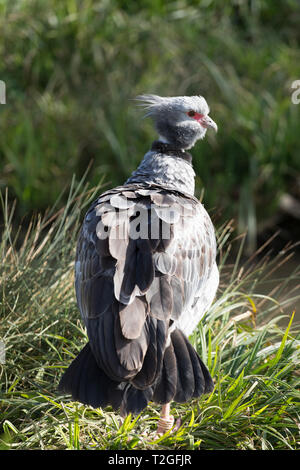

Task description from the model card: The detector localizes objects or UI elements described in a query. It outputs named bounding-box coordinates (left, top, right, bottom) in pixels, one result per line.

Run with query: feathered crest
left=134, top=94, right=210, bottom=118
left=134, top=94, right=167, bottom=118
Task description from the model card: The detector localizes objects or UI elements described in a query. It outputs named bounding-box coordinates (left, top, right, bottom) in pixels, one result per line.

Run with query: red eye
left=187, top=111, right=204, bottom=121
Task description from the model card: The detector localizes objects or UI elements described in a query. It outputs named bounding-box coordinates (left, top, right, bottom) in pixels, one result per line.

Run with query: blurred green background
left=0, top=0, right=300, bottom=252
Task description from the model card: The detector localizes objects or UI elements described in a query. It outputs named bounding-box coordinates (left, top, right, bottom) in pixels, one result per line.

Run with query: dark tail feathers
left=58, top=329, right=214, bottom=415
left=152, top=328, right=214, bottom=404
left=58, top=342, right=152, bottom=416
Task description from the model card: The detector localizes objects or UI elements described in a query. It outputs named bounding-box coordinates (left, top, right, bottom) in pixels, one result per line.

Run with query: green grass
left=0, top=181, right=299, bottom=450
left=0, top=0, right=300, bottom=253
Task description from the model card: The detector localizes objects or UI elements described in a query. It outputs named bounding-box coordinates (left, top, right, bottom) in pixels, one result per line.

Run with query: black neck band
left=151, top=141, right=193, bottom=164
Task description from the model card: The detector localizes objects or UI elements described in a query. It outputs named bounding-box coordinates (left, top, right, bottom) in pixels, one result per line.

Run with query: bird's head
left=136, top=94, right=217, bottom=150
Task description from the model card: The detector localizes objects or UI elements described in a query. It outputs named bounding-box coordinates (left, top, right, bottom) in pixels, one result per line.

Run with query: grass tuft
left=0, top=181, right=299, bottom=450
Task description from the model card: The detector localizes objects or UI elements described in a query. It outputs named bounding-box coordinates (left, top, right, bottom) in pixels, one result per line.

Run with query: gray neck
left=125, top=149, right=195, bottom=196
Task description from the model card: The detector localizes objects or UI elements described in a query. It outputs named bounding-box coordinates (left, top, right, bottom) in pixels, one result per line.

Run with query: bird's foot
left=173, top=418, right=182, bottom=432
left=156, top=416, right=181, bottom=435
left=157, top=415, right=174, bottom=435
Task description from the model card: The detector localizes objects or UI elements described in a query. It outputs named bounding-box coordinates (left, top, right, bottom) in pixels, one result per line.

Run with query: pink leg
left=156, top=403, right=174, bottom=434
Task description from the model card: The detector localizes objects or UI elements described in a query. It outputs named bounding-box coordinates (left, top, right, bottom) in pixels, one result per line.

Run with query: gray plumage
left=59, top=94, right=219, bottom=416
left=135, top=94, right=217, bottom=149
left=126, top=149, right=196, bottom=195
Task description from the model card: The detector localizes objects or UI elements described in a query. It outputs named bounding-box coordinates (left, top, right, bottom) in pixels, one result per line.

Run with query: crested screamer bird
left=59, top=94, right=219, bottom=434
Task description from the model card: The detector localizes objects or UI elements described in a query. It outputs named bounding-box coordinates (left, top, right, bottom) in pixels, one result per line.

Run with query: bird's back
left=59, top=180, right=217, bottom=414
left=59, top=94, right=219, bottom=416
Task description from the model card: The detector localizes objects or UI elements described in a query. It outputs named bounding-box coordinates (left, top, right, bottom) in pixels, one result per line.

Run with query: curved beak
left=200, top=115, right=218, bottom=132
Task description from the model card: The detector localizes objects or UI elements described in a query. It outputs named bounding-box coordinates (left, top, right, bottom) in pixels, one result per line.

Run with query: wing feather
left=75, top=184, right=218, bottom=391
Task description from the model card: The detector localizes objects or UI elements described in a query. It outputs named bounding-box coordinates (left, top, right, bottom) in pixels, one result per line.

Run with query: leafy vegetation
left=0, top=0, right=300, bottom=252
left=0, top=0, right=299, bottom=451
left=0, top=182, right=299, bottom=450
